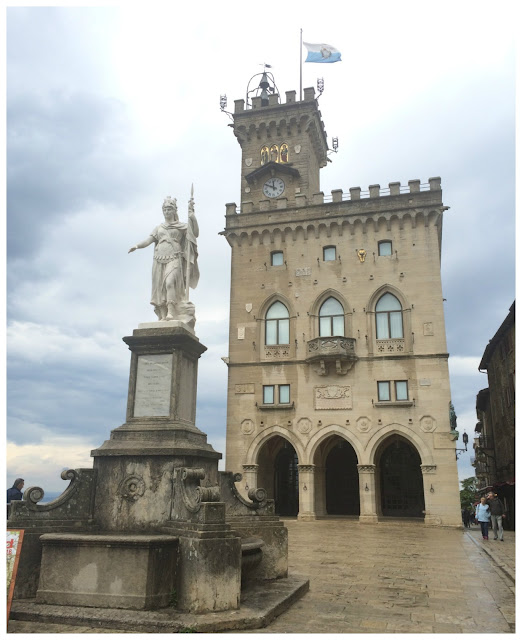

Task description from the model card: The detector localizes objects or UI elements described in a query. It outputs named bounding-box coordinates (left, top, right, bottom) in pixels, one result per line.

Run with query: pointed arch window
left=265, top=301, right=290, bottom=345
left=319, top=297, right=345, bottom=337
left=375, top=293, right=403, bottom=339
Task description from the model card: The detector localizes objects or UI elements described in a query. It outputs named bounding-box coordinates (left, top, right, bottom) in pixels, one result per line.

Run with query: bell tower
left=232, top=72, right=329, bottom=211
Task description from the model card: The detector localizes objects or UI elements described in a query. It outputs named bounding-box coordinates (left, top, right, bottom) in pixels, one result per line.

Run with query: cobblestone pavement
left=8, top=519, right=515, bottom=634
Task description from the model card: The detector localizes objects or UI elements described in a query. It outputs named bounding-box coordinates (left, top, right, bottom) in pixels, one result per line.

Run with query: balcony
left=477, top=435, right=494, bottom=450
left=306, top=336, right=357, bottom=376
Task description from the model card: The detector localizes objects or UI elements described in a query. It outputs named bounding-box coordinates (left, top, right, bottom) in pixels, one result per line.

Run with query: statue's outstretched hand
left=128, top=245, right=138, bottom=253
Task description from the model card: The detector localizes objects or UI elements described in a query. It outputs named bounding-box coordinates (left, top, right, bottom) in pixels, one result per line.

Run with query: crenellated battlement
left=234, top=86, right=317, bottom=113
left=225, top=177, right=442, bottom=217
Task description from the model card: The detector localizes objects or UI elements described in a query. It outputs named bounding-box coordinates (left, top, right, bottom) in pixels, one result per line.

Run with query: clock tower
left=221, top=75, right=462, bottom=528
left=232, top=75, right=328, bottom=211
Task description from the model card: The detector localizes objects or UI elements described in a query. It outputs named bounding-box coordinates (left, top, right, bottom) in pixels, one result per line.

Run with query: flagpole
left=299, top=28, right=303, bottom=101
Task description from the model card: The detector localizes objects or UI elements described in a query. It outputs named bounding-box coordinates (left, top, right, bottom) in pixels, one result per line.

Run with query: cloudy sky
left=6, top=3, right=515, bottom=494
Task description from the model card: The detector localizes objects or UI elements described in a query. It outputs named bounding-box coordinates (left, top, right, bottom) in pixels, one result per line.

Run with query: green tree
left=460, top=476, right=478, bottom=510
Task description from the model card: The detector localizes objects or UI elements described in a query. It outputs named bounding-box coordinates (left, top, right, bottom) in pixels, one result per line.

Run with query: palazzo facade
left=221, top=84, right=461, bottom=526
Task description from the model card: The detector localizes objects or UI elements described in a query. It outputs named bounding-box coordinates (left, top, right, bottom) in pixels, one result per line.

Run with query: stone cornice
left=226, top=353, right=450, bottom=367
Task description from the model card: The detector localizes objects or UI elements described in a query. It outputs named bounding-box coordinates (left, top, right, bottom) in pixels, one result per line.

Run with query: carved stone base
left=297, top=512, right=317, bottom=521
left=358, top=515, right=379, bottom=524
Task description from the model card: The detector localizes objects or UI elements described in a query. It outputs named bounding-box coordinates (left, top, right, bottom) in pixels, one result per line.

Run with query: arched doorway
left=274, top=443, right=299, bottom=516
left=325, top=439, right=360, bottom=515
left=379, top=436, right=425, bottom=517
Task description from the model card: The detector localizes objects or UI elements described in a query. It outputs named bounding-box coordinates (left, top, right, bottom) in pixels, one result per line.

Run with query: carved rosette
left=420, top=465, right=437, bottom=474
left=357, top=464, right=376, bottom=474
left=119, top=475, right=146, bottom=501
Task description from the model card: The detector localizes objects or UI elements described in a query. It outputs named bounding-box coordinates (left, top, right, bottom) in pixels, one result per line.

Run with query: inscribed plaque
left=134, top=354, right=173, bottom=417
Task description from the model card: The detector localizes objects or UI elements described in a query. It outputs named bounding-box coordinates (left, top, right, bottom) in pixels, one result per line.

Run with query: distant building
left=473, top=302, right=515, bottom=528
left=221, top=76, right=462, bottom=526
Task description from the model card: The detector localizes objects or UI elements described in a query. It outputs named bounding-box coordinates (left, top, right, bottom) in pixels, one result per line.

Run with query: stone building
left=221, top=81, right=461, bottom=526
left=473, top=302, right=515, bottom=527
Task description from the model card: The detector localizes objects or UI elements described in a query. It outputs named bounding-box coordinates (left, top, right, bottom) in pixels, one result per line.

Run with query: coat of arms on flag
left=303, top=42, right=341, bottom=63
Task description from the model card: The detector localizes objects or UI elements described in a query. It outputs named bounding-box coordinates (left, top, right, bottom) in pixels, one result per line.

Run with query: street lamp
left=455, top=431, right=469, bottom=460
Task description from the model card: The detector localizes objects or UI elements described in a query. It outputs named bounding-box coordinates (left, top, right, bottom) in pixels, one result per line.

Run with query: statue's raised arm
left=128, top=192, right=199, bottom=331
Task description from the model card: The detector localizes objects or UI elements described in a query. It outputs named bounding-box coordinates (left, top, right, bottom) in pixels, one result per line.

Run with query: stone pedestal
left=91, top=326, right=221, bottom=531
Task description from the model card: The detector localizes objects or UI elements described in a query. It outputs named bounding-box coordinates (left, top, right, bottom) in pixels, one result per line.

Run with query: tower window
left=395, top=381, right=409, bottom=401
left=319, top=297, right=345, bottom=337
left=271, top=251, right=284, bottom=266
left=378, top=381, right=391, bottom=401
left=378, top=241, right=392, bottom=256
left=265, top=301, right=290, bottom=345
left=263, top=385, right=275, bottom=404
left=375, top=293, right=403, bottom=339
left=323, top=246, right=336, bottom=261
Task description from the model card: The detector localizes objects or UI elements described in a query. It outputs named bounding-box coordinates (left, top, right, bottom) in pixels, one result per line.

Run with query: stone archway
left=325, top=439, right=360, bottom=515
left=257, top=435, right=299, bottom=517
left=377, top=435, right=425, bottom=517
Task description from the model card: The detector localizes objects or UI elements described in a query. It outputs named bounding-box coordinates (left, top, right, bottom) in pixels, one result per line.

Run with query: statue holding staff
left=129, top=188, right=199, bottom=328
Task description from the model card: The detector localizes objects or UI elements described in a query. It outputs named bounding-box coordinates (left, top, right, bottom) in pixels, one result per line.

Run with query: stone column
left=297, top=465, right=316, bottom=521
left=314, top=466, right=326, bottom=516
left=241, top=464, right=259, bottom=494
left=357, top=464, right=378, bottom=524
left=420, top=465, right=440, bottom=526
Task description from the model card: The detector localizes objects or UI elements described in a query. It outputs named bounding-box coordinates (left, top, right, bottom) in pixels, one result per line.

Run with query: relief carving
left=295, top=267, right=311, bottom=277
left=420, top=415, right=437, bottom=432
left=423, top=322, right=434, bottom=336
left=356, top=416, right=372, bottom=433
left=420, top=465, right=437, bottom=474
left=119, top=475, right=146, bottom=502
left=298, top=465, right=315, bottom=474
left=315, top=385, right=352, bottom=410
left=240, top=419, right=255, bottom=435
left=235, top=384, right=255, bottom=394
left=297, top=417, right=312, bottom=434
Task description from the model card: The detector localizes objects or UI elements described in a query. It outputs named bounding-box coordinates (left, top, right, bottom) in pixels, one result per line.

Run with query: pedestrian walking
left=486, top=491, right=506, bottom=541
left=475, top=496, right=491, bottom=540
left=462, top=507, right=471, bottom=528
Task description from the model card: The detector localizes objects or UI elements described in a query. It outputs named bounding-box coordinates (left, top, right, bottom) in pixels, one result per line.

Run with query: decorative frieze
left=242, top=464, right=259, bottom=472
left=297, top=465, right=315, bottom=473
left=420, top=465, right=437, bottom=474
left=376, top=339, right=405, bottom=353
left=357, top=464, right=376, bottom=474
left=264, top=346, right=290, bottom=359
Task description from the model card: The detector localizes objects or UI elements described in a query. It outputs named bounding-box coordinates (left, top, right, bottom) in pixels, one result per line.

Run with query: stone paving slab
left=8, top=519, right=516, bottom=634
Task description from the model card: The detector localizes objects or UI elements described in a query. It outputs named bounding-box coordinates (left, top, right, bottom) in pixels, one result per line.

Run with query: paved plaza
left=8, top=519, right=515, bottom=634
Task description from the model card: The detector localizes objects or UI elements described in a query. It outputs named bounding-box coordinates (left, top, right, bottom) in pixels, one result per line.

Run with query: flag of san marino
left=303, top=42, right=341, bottom=63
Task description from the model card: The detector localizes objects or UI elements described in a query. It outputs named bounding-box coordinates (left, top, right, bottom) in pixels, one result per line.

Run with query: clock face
left=263, top=177, right=285, bottom=198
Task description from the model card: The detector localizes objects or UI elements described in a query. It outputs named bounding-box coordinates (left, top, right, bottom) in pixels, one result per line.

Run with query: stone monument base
left=11, top=576, right=309, bottom=632
left=36, top=533, right=178, bottom=610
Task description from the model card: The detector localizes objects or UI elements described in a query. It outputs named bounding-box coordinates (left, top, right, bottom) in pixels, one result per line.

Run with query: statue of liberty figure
left=129, top=188, right=199, bottom=329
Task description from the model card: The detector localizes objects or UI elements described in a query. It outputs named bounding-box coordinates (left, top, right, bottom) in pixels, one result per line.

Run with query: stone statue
left=129, top=190, right=199, bottom=327
left=449, top=402, right=457, bottom=431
